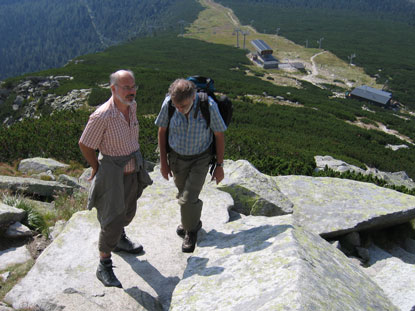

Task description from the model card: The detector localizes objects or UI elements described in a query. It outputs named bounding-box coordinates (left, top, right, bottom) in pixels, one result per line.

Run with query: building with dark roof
left=251, top=39, right=278, bottom=69
left=349, top=85, right=392, bottom=106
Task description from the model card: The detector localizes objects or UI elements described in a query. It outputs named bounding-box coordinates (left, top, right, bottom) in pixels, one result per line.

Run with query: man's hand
left=211, top=166, right=224, bottom=184
left=160, top=161, right=172, bottom=180
left=88, top=165, right=99, bottom=181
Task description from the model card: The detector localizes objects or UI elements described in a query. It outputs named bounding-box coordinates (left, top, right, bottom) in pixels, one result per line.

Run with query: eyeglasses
left=116, top=84, right=138, bottom=91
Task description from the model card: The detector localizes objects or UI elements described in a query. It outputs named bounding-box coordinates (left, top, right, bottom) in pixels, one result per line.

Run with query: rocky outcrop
left=3, top=160, right=415, bottom=311
left=4, top=171, right=232, bottom=311
left=170, top=215, right=398, bottom=311
left=0, top=175, right=73, bottom=198
left=219, top=160, right=293, bottom=216
left=1, top=75, right=91, bottom=125
left=274, top=175, right=415, bottom=239
left=315, top=155, right=415, bottom=189
left=18, top=157, right=69, bottom=174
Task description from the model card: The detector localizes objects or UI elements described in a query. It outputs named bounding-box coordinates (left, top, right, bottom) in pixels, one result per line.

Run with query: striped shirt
left=79, top=97, right=140, bottom=173
left=155, top=94, right=227, bottom=155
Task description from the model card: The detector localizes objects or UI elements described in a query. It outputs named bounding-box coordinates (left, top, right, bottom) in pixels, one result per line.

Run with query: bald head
left=110, top=70, right=135, bottom=86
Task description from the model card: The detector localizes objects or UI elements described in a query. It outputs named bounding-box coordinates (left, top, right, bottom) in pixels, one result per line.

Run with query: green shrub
left=3, top=195, right=49, bottom=236
left=88, top=87, right=111, bottom=107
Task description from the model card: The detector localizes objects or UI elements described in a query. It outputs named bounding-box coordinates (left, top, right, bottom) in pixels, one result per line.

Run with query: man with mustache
left=79, top=69, right=151, bottom=288
left=155, top=78, right=227, bottom=253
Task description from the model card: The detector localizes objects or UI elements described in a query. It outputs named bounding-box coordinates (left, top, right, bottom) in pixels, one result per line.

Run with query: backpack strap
left=167, top=99, right=175, bottom=123
left=165, top=99, right=176, bottom=153
left=195, top=92, right=210, bottom=129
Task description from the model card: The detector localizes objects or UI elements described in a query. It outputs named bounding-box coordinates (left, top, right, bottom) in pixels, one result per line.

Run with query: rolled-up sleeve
left=79, top=114, right=106, bottom=150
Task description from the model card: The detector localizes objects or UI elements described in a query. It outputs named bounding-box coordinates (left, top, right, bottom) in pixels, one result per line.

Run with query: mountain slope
left=217, top=0, right=415, bottom=109
left=0, top=0, right=202, bottom=80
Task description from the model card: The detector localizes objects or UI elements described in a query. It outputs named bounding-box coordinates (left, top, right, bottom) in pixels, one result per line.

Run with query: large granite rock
left=18, top=157, right=69, bottom=174
left=0, top=246, right=32, bottom=270
left=0, top=175, right=73, bottom=198
left=315, top=155, right=415, bottom=189
left=4, top=171, right=232, bottom=311
left=4, top=160, right=415, bottom=310
left=220, top=160, right=293, bottom=216
left=364, top=245, right=415, bottom=311
left=0, top=203, right=26, bottom=228
left=274, top=175, right=415, bottom=239
left=170, top=215, right=397, bottom=311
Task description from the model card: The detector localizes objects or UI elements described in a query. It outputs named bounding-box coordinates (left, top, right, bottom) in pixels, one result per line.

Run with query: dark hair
left=168, top=79, right=196, bottom=103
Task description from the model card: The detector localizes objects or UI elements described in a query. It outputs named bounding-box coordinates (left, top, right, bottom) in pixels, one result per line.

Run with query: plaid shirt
left=79, top=97, right=140, bottom=173
left=155, top=94, right=227, bottom=155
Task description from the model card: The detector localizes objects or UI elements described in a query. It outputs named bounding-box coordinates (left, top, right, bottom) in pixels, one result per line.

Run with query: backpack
left=166, top=76, right=233, bottom=157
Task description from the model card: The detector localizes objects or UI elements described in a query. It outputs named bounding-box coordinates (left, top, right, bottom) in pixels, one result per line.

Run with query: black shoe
left=176, top=224, right=185, bottom=239
left=96, top=258, right=122, bottom=288
left=113, top=230, right=143, bottom=254
left=177, top=221, right=202, bottom=239
left=181, top=221, right=202, bottom=253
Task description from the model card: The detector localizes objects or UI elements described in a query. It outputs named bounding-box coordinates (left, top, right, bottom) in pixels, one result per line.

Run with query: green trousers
left=168, top=149, right=212, bottom=231
left=98, top=173, right=139, bottom=253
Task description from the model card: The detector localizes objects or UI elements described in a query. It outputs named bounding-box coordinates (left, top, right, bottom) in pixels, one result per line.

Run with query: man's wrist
left=216, top=162, right=224, bottom=167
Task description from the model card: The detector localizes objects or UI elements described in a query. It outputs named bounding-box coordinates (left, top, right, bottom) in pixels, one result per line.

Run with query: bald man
left=79, top=70, right=148, bottom=288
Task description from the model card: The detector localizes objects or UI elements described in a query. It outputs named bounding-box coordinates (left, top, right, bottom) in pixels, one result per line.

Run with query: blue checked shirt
left=155, top=94, right=227, bottom=155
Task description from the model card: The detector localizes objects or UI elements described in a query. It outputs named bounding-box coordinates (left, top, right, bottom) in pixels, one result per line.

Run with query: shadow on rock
left=198, top=224, right=292, bottom=253
left=121, top=255, right=180, bottom=310
left=183, top=256, right=225, bottom=279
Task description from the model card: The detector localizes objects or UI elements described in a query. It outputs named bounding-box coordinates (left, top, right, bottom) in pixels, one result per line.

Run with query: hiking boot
left=181, top=221, right=202, bottom=253
left=177, top=221, right=202, bottom=239
left=96, top=258, right=122, bottom=288
left=113, top=229, right=143, bottom=254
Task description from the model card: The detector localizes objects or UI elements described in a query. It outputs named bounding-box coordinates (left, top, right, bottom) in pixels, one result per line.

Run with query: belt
left=170, top=147, right=212, bottom=161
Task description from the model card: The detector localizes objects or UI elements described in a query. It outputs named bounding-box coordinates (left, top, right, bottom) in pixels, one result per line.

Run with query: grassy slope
left=216, top=0, right=415, bottom=109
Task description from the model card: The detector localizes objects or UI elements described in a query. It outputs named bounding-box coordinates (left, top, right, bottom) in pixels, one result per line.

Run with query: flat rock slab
left=0, top=246, right=32, bottom=270
left=170, top=215, right=397, bottom=311
left=4, top=171, right=232, bottom=311
left=0, top=203, right=25, bottom=227
left=219, top=160, right=293, bottom=216
left=274, top=176, right=415, bottom=238
left=364, top=245, right=415, bottom=311
left=18, top=157, right=69, bottom=174
left=0, top=175, right=73, bottom=198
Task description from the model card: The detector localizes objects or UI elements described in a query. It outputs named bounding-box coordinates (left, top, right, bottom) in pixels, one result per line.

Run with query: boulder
left=18, top=157, right=69, bottom=174
left=78, top=167, right=93, bottom=189
left=0, top=175, right=73, bottom=198
left=58, top=174, right=82, bottom=189
left=314, top=155, right=365, bottom=174
left=314, top=155, right=415, bottom=189
left=274, top=175, right=415, bottom=239
left=0, top=203, right=26, bottom=228
left=0, top=246, right=32, bottom=271
left=5, top=222, right=32, bottom=238
left=220, top=160, right=293, bottom=216
left=4, top=171, right=232, bottom=311
left=364, top=245, right=415, bottom=311
left=170, top=215, right=398, bottom=311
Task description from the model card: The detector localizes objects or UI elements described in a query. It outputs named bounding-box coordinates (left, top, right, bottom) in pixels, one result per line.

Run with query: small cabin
left=251, top=39, right=278, bottom=69
left=349, top=85, right=392, bottom=106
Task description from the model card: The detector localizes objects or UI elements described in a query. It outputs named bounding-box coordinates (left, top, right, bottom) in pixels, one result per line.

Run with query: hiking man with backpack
left=155, top=78, right=227, bottom=253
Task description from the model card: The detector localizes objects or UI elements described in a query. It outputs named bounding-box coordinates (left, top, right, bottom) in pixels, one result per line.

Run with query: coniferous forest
left=0, top=0, right=201, bottom=80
